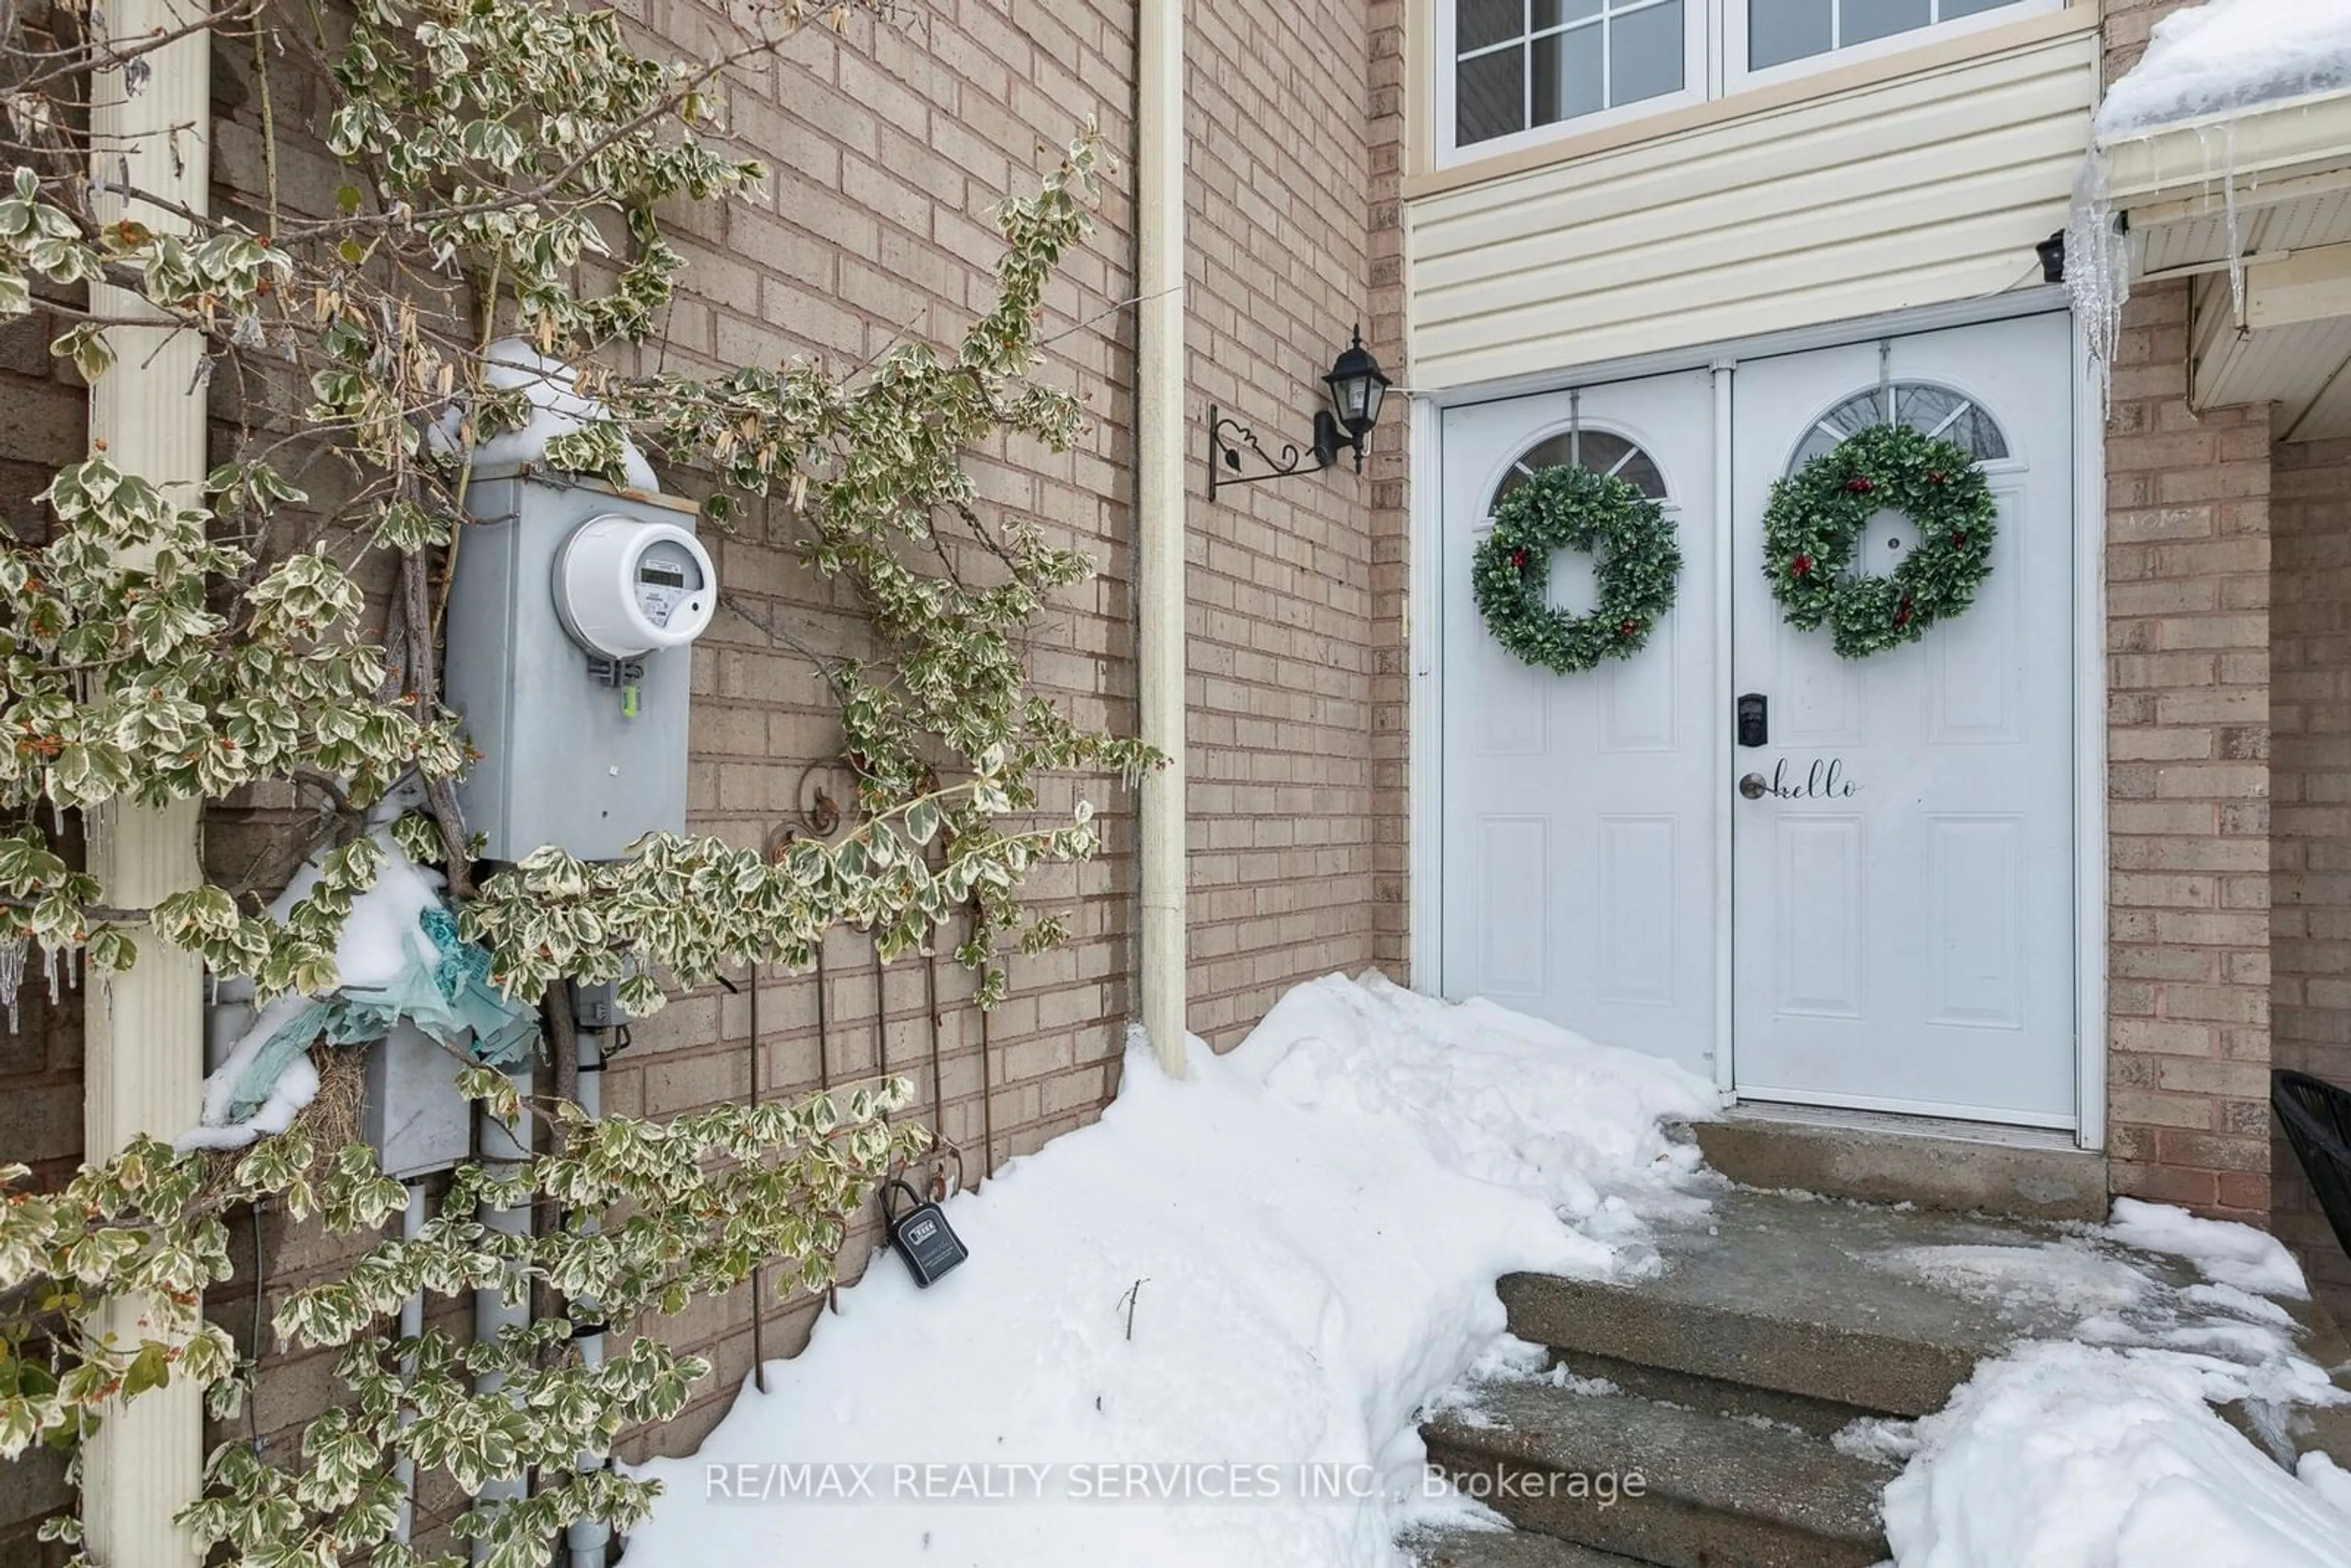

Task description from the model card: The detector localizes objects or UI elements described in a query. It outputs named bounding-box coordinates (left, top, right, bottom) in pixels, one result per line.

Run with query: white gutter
left=1136, top=0, right=1188, bottom=1076
left=80, top=2, right=209, bottom=1562
left=2098, top=87, right=2351, bottom=209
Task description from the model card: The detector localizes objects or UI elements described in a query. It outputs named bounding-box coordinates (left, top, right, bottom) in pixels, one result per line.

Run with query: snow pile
left=1879, top=1199, right=2350, bottom=1567
left=429, top=338, right=660, bottom=492
left=2105, top=1195, right=2311, bottom=1299
left=2095, top=0, right=2351, bottom=138
left=269, top=829, right=449, bottom=992
left=622, top=973, right=1717, bottom=1568
left=181, top=1004, right=323, bottom=1152
left=1882, top=1340, right=2351, bottom=1568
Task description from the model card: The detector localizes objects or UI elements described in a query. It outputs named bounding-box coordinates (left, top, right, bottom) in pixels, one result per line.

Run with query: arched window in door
left=1490, top=427, right=1668, bottom=514
left=1787, top=382, right=2010, bottom=475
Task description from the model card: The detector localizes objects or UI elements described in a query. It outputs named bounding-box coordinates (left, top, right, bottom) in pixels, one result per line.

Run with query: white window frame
left=1725, top=0, right=2061, bottom=94
left=1434, top=0, right=2064, bottom=168
left=1436, top=0, right=1708, bottom=167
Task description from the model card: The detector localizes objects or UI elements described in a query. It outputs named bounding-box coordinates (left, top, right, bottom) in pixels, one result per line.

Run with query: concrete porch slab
left=1692, top=1103, right=2110, bottom=1221
left=1505, top=1188, right=2351, bottom=1425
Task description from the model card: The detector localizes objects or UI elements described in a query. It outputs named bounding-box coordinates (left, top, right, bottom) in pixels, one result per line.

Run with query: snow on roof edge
left=2093, top=0, right=2351, bottom=142
left=2092, top=80, right=2351, bottom=153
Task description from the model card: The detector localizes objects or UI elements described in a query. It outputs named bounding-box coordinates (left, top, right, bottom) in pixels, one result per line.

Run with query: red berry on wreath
left=1618, top=618, right=1638, bottom=637
left=1950, top=530, right=1967, bottom=546
left=1510, top=549, right=1527, bottom=569
left=1790, top=553, right=1813, bottom=577
left=1894, top=595, right=1913, bottom=629
left=1927, top=470, right=1945, bottom=484
left=1844, top=476, right=1875, bottom=493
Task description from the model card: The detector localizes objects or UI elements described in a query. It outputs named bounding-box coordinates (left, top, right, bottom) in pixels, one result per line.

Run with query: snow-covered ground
left=1867, top=1204, right=2351, bottom=1566
left=1883, top=1338, right=2351, bottom=1568
left=622, top=973, right=1716, bottom=1566
left=621, top=973, right=2351, bottom=1567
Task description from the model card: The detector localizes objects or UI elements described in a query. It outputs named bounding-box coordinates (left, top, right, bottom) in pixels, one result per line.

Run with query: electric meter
left=445, top=471, right=709, bottom=860
left=553, top=514, right=716, bottom=661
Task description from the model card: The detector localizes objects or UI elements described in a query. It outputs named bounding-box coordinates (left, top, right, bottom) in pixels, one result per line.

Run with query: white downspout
left=1136, top=0, right=1188, bottom=1076
left=81, top=2, right=209, bottom=1563
left=564, top=1028, right=609, bottom=1568
left=471, top=1067, right=534, bottom=1562
left=392, top=1181, right=427, bottom=1545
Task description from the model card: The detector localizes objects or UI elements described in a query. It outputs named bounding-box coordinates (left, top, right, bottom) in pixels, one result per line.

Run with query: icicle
left=0, top=934, right=23, bottom=1033
left=43, top=943, right=61, bottom=1006
left=2064, top=141, right=2131, bottom=413
left=2219, top=122, right=2245, bottom=328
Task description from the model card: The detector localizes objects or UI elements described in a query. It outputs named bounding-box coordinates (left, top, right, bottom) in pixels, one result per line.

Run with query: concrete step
left=1502, top=1188, right=2035, bottom=1418
left=1401, top=1523, right=1652, bottom=1567
left=1422, top=1380, right=1890, bottom=1568
left=1530, top=1349, right=1880, bottom=1439
left=1693, top=1105, right=2109, bottom=1221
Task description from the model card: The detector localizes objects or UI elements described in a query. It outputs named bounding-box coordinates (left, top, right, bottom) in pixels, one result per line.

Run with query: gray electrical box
left=444, top=465, right=711, bottom=861
left=362, top=1023, right=474, bottom=1180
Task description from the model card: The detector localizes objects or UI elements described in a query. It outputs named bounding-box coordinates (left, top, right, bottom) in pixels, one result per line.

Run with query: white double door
left=1438, top=312, right=2077, bottom=1127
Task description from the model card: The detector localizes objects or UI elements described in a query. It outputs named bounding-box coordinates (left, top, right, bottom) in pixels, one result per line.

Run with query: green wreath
left=1471, top=464, right=1682, bottom=674
left=1763, top=422, right=1999, bottom=659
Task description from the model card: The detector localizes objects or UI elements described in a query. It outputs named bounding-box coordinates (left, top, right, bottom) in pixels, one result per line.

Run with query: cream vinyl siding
left=1408, top=27, right=2098, bottom=389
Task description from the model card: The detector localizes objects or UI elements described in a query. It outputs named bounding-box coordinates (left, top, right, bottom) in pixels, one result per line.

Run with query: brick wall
left=2097, top=0, right=2275, bottom=1223
left=2270, top=435, right=2351, bottom=1322
left=0, top=301, right=94, bottom=1563
left=1180, top=2, right=1388, bottom=1041
left=0, top=0, right=1392, bottom=1556
left=2101, top=282, right=2274, bottom=1220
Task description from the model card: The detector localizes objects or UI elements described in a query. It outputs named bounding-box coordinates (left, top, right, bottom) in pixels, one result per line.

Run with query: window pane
left=1785, top=385, right=2011, bottom=476
left=1458, top=45, right=1526, bottom=144
left=1750, top=0, right=1832, bottom=67
left=1532, top=25, right=1603, bottom=126
left=1610, top=0, right=1684, bottom=105
left=1578, top=430, right=1635, bottom=473
left=1939, top=0, right=2021, bottom=17
left=1535, top=0, right=1605, bottom=26
left=1490, top=430, right=1671, bottom=511
left=1460, top=0, right=1525, bottom=53
left=1843, top=0, right=1931, bottom=47
left=1614, top=451, right=1668, bottom=498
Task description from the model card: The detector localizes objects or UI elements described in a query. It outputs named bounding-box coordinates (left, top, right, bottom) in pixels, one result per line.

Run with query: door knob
left=1739, top=773, right=1767, bottom=800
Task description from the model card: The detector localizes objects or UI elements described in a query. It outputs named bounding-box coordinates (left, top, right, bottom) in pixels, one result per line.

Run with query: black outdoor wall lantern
left=1206, top=326, right=1392, bottom=500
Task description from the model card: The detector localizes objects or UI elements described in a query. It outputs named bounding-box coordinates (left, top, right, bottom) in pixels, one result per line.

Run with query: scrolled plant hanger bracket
left=1205, top=407, right=1344, bottom=498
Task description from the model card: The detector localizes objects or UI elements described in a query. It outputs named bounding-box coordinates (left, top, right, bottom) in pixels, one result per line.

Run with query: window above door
left=1491, top=427, right=1671, bottom=510
left=1786, top=382, right=2011, bottom=472
left=1439, top=0, right=2063, bottom=166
